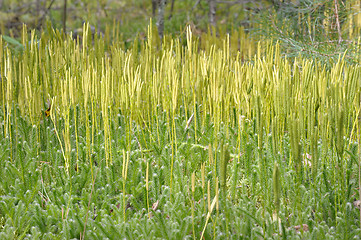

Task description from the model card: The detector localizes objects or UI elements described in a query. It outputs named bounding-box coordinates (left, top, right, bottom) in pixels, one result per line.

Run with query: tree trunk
left=208, top=0, right=216, bottom=28
left=157, top=0, right=166, bottom=41
left=63, top=0, right=67, bottom=35
left=152, top=0, right=158, bottom=18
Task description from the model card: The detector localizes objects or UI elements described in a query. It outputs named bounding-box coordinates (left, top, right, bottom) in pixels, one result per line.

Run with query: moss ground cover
left=1, top=24, right=361, bottom=239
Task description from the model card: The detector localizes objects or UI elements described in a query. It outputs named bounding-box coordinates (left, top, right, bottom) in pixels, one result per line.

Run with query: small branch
left=37, top=0, right=56, bottom=29
left=192, top=0, right=201, bottom=11
left=168, top=0, right=175, bottom=20
left=334, top=0, right=342, bottom=44
left=301, top=48, right=340, bottom=57
left=215, top=0, right=254, bottom=4
left=269, top=14, right=284, bottom=35
left=311, top=39, right=356, bottom=47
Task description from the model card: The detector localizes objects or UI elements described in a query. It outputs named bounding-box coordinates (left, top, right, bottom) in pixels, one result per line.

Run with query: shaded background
left=0, top=0, right=257, bottom=38
left=2, top=0, right=361, bottom=62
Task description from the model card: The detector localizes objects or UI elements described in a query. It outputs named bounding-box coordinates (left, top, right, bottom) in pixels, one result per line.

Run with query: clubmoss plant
left=1, top=22, right=361, bottom=239
left=220, top=143, right=230, bottom=197
left=273, top=162, right=281, bottom=215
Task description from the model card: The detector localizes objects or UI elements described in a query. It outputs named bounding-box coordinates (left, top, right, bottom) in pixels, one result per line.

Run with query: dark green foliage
left=0, top=104, right=360, bottom=239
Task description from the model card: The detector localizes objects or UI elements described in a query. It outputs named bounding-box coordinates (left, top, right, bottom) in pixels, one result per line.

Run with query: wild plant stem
left=82, top=158, right=101, bottom=240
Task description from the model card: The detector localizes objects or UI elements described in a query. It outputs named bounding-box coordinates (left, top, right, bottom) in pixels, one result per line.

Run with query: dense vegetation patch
left=1, top=24, right=361, bottom=239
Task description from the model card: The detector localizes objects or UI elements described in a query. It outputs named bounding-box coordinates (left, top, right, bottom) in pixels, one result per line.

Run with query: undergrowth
left=0, top=103, right=360, bottom=239
left=1, top=24, right=361, bottom=239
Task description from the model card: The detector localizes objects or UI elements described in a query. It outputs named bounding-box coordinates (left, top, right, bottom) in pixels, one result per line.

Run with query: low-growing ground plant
left=0, top=23, right=361, bottom=239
